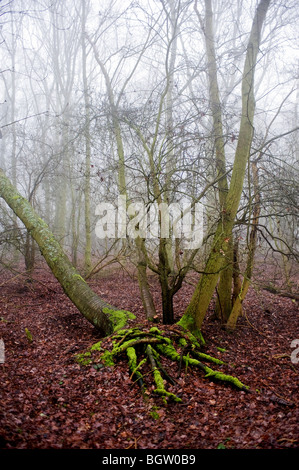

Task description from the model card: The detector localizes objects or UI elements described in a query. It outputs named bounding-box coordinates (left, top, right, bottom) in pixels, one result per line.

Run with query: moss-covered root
left=156, top=343, right=249, bottom=391
left=100, top=335, right=165, bottom=367
left=178, top=337, right=224, bottom=366
left=146, top=345, right=182, bottom=404
left=127, top=346, right=146, bottom=389
left=204, top=367, right=247, bottom=391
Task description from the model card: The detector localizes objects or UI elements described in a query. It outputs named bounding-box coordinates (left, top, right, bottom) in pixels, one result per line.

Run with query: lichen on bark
left=102, top=307, right=136, bottom=332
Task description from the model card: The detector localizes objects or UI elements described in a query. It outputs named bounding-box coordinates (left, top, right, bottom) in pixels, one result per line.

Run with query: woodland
left=0, top=0, right=298, bottom=450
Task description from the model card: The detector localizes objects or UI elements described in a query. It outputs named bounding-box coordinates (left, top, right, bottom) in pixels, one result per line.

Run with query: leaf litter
left=0, top=265, right=298, bottom=449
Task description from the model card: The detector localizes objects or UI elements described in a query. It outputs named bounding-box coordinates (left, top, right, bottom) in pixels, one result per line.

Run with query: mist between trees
left=0, top=0, right=298, bottom=329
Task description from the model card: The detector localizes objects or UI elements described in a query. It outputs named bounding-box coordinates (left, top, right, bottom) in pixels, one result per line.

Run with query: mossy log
left=75, top=326, right=249, bottom=403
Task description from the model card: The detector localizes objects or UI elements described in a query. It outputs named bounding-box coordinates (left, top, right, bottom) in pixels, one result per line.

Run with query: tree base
left=75, top=325, right=249, bottom=403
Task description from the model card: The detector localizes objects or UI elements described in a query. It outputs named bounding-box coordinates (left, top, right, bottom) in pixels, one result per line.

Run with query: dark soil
left=0, top=263, right=298, bottom=449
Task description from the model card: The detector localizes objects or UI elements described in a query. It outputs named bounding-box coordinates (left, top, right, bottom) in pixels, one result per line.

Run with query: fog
left=0, top=0, right=298, bottom=318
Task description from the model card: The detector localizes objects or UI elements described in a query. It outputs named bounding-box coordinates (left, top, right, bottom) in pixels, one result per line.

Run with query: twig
left=243, top=308, right=269, bottom=337
left=125, top=436, right=141, bottom=449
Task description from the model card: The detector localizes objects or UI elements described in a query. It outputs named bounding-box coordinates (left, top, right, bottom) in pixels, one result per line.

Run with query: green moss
left=150, top=410, right=160, bottom=420
left=153, top=386, right=182, bottom=403
left=100, top=338, right=140, bottom=367
left=152, top=362, right=182, bottom=403
left=126, top=346, right=146, bottom=386
left=112, top=328, right=132, bottom=337
left=191, top=350, right=224, bottom=365
left=25, top=328, right=33, bottom=343
left=177, top=311, right=195, bottom=330
left=127, top=346, right=138, bottom=368
left=149, top=406, right=161, bottom=420
left=148, top=327, right=171, bottom=345
left=74, top=351, right=92, bottom=366
left=156, top=343, right=248, bottom=390
left=103, top=307, right=136, bottom=332
left=149, top=327, right=162, bottom=335
left=156, top=342, right=181, bottom=361
left=111, top=328, right=143, bottom=343
left=101, top=349, right=115, bottom=367
left=74, top=323, right=247, bottom=402
left=146, top=344, right=182, bottom=403
left=178, top=338, right=188, bottom=348
left=204, top=366, right=249, bottom=390
left=72, top=274, right=87, bottom=283
left=177, top=313, right=205, bottom=345
left=90, top=341, right=103, bottom=351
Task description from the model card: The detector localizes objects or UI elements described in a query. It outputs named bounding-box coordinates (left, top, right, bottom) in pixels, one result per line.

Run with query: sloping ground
left=0, top=264, right=298, bottom=449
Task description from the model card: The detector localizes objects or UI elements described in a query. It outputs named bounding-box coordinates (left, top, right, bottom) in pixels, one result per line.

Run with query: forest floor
left=0, top=262, right=298, bottom=450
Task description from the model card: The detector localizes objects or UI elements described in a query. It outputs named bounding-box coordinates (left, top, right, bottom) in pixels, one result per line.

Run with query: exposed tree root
left=75, top=326, right=249, bottom=403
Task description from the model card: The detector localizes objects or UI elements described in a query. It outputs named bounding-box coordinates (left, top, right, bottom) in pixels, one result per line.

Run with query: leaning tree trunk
left=0, top=168, right=134, bottom=336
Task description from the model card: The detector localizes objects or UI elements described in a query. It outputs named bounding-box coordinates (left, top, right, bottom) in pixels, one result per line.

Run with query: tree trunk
left=0, top=168, right=134, bottom=336
left=136, top=237, right=157, bottom=322
left=159, top=276, right=174, bottom=325
left=226, top=160, right=261, bottom=330
left=196, top=0, right=232, bottom=318
left=215, top=260, right=233, bottom=322
left=180, top=0, right=271, bottom=335
left=24, top=229, right=35, bottom=274
left=81, top=2, right=92, bottom=275
left=232, top=238, right=242, bottom=306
